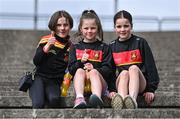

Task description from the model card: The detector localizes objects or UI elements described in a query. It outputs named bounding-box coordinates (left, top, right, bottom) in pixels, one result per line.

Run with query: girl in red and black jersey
left=109, top=10, right=159, bottom=109
left=29, top=10, right=73, bottom=108
left=68, top=10, right=115, bottom=108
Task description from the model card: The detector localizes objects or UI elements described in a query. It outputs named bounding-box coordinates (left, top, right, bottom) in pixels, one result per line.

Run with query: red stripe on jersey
left=113, top=49, right=142, bottom=66
left=76, top=49, right=102, bottom=62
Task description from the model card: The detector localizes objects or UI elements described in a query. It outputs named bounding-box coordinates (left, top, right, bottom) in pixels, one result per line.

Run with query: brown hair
left=113, top=10, right=133, bottom=28
left=48, top=10, right=73, bottom=31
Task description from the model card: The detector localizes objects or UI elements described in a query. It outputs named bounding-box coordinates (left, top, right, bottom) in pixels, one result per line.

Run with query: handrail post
left=34, top=0, right=38, bottom=30
left=114, top=0, right=118, bottom=14
left=158, top=18, right=162, bottom=32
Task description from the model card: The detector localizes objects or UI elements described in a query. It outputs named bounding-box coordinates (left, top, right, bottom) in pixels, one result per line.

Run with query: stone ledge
left=0, top=108, right=180, bottom=118
left=0, top=75, right=179, bottom=84
left=0, top=94, right=180, bottom=108
left=0, top=88, right=180, bottom=96
left=1, top=80, right=180, bottom=86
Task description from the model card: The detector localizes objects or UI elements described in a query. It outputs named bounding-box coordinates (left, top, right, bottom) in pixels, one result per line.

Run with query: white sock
left=76, top=94, right=84, bottom=98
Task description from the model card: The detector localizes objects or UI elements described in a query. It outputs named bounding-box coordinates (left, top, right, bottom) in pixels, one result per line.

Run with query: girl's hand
left=81, top=49, right=89, bottom=62
left=43, top=32, right=56, bottom=53
left=47, top=37, right=56, bottom=46
left=143, top=92, right=155, bottom=105
left=84, top=63, right=93, bottom=71
left=81, top=53, right=89, bottom=62
left=47, top=31, right=56, bottom=46
left=109, top=92, right=116, bottom=99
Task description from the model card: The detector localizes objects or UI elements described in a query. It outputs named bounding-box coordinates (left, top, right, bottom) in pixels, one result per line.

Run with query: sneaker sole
left=73, top=102, right=87, bottom=109
left=124, top=96, right=137, bottom=109
left=89, top=94, right=103, bottom=108
left=111, top=94, right=124, bottom=109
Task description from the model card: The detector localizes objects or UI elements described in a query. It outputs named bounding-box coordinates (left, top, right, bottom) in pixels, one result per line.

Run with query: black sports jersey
left=109, top=34, right=159, bottom=93
left=33, top=34, right=71, bottom=79
left=68, top=40, right=116, bottom=91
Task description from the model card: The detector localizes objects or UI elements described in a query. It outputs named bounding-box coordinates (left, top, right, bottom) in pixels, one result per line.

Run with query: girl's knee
left=129, top=65, right=139, bottom=72
left=116, top=70, right=129, bottom=86
left=89, top=69, right=99, bottom=76
left=119, top=70, right=129, bottom=78
left=76, top=68, right=86, bottom=74
left=74, top=68, right=86, bottom=80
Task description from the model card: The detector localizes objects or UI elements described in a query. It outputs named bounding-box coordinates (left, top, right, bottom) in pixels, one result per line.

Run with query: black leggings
left=29, top=75, right=62, bottom=108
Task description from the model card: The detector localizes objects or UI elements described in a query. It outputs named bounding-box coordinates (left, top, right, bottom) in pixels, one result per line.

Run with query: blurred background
left=0, top=0, right=180, bottom=32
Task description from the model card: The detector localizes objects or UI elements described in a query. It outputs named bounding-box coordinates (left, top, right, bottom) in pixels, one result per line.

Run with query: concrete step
left=0, top=59, right=180, bottom=68
left=0, top=85, right=74, bottom=92
left=0, top=82, right=180, bottom=95
left=1, top=68, right=180, bottom=77
left=0, top=75, right=179, bottom=83
left=161, top=69, right=180, bottom=74
left=0, top=108, right=180, bottom=118
left=0, top=88, right=179, bottom=97
left=159, top=80, right=180, bottom=87
left=1, top=60, right=180, bottom=69
left=2, top=49, right=180, bottom=61
left=0, top=80, right=180, bottom=92
left=160, top=76, right=180, bottom=81
left=0, top=86, right=19, bottom=91
left=0, top=91, right=27, bottom=96
left=0, top=69, right=175, bottom=73
left=1, top=69, right=179, bottom=77
left=0, top=90, right=179, bottom=97
left=1, top=81, right=179, bottom=92
left=157, top=87, right=180, bottom=92
left=1, top=31, right=180, bottom=63
left=0, top=93, right=180, bottom=108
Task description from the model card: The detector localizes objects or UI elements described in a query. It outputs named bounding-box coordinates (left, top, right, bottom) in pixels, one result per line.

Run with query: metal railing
left=0, top=13, right=180, bottom=31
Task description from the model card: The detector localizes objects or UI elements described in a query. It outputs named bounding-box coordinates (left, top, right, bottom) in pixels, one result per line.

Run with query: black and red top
left=33, top=34, right=71, bottom=79
left=68, top=40, right=116, bottom=91
left=109, top=34, right=159, bottom=93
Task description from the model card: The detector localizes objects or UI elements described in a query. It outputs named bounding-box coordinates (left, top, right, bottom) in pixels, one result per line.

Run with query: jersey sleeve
left=33, top=43, right=48, bottom=66
left=68, top=44, right=84, bottom=76
left=142, top=39, right=160, bottom=93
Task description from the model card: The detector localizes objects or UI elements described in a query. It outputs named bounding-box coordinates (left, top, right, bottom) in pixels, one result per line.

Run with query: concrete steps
left=0, top=108, right=180, bottom=118
left=0, top=30, right=180, bottom=118
left=1, top=79, right=180, bottom=92
left=0, top=93, right=180, bottom=108
left=1, top=80, right=180, bottom=90
left=0, top=86, right=180, bottom=96
left=0, top=75, right=179, bottom=83
left=1, top=67, right=180, bottom=77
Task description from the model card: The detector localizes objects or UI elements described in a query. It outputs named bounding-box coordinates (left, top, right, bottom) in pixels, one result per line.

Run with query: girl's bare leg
left=89, top=69, right=107, bottom=98
left=128, top=65, right=146, bottom=99
left=73, top=68, right=86, bottom=98
left=116, top=70, right=129, bottom=99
